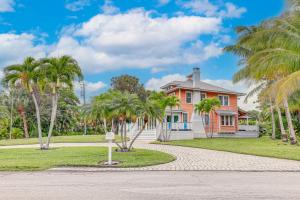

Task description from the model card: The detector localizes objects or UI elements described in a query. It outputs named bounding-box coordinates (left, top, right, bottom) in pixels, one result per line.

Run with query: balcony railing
left=163, top=122, right=192, bottom=131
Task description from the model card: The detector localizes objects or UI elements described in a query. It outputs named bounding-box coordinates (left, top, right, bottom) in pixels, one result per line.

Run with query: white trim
left=218, top=95, right=230, bottom=106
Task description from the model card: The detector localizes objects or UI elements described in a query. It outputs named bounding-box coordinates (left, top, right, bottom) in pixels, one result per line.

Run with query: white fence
left=238, top=125, right=259, bottom=132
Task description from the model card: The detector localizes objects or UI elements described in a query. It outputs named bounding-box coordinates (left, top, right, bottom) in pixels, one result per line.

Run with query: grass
left=0, top=147, right=175, bottom=171
left=155, top=137, right=300, bottom=161
left=0, top=135, right=122, bottom=146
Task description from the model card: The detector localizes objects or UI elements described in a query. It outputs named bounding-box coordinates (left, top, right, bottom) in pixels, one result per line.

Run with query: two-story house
left=161, top=67, right=245, bottom=137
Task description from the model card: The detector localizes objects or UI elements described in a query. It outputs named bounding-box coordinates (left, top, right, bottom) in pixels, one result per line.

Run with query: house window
left=186, top=91, right=192, bottom=104
left=200, top=93, right=206, bottom=101
left=183, top=113, right=188, bottom=123
left=221, top=115, right=234, bottom=126
left=219, top=95, right=229, bottom=106
left=204, top=114, right=210, bottom=126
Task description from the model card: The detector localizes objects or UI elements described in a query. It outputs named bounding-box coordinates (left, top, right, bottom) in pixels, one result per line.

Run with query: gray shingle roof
left=161, top=80, right=244, bottom=96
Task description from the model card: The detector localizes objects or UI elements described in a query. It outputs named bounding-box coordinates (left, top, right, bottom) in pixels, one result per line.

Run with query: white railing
left=163, top=122, right=192, bottom=130
left=239, top=125, right=259, bottom=132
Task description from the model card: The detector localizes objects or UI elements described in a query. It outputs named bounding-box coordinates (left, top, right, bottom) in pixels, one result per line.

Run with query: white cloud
left=181, top=0, right=246, bottom=19
left=182, top=0, right=218, bottom=17
left=65, top=0, right=90, bottom=11
left=0, top=0, right=15, bottom=12
left=158, top=0, right=170, bottom=6
left=0, top=33, right=47, bottom=68
left=145, top=74, right=186, bottom=91
left=219, top=3, right=247, bottom=18
left=101, top=0, right=120, bottom=14
left=50, top=9, right=221, bottom=73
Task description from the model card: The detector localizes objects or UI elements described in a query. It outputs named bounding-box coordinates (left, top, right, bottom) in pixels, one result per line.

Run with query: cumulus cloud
left=219, top=3, right=247, bottom=18
left=145, top=74, right=258, bottom=111
left=65, top=0, right=90, bottom=11
left=181, top=0, right=246, bottom=18
left=145, top=74, right=187, bottom=91
left=101, top=0, right=120, bottom=14
left=0, top=33, right=47, bottom=68
left=158, top=0, right=170, bottom=6
left=0, top=0, right=15, bottom=12
left=50, top=9, right=221, bottom=73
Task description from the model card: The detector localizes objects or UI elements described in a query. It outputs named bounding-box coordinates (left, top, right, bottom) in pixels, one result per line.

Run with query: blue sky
left=0, top=0, right=284, bottom=109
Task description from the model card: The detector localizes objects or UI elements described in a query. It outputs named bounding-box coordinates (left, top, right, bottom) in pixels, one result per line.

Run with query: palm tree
left=164, top=95, right=180, bottom=141
left=40, top=56, right=83, bottom=149
left=3, top=57, right=44, bottom=148
left=128, top=98, right=162, bottom=150
left=194, top=98, right=221, bottom=138
left=224, top=9, right=300, bottom=144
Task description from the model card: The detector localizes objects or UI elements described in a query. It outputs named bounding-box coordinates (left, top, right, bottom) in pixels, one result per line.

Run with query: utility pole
left=9, top=89, right=14, bottom=140
left=81, top=81, right=87, bottom=135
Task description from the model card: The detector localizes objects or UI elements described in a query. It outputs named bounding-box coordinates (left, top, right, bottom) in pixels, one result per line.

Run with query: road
left=1, top=171, right=300, bottom=200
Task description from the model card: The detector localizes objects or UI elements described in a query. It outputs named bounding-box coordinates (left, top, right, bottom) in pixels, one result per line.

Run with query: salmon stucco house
left=159, top=67, right=255, bottom=139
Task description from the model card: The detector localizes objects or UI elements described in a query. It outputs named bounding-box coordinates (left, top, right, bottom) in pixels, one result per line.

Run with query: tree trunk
left=128, top=123, right=147, bottom=150
left=210, top=111, right=214, bottom=138
left=167, top=107, right=173, bottom=141
left=31, top=92, right=43, bottom=149
left=270, top=101, right=276, bottom=140
left=45, top=94, right=58, bottom=149
left=276, top=105, right=287, bottom=142
left=103, top=118, right=107, bottom=133
left=283, top=98, right=297, bottom=144
left=18, top=108, right=29, bottom=138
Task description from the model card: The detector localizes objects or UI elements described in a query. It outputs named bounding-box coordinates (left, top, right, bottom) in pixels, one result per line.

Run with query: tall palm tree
left=3, top=57, right=44, bottom=148
left=165, top=95, right=180, bottom=141
left=40, top=56, right=83, bottom=149
left=194, top=98, right=221, bottom=138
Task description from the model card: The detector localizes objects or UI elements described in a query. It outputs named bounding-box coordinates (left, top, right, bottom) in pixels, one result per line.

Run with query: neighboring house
left=160, top=68, right=246, bottom=138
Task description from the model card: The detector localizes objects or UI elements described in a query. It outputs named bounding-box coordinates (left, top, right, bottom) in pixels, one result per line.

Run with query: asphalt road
left=1, top=171, right=300, bottom=200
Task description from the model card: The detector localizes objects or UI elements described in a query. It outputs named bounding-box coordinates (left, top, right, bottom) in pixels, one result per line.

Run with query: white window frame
left=200, top=92, right=207, bottom=101
left=218, top=95, right=230, bottom=106
left=220, top=115, right=235, bottom=126
left=182, top=113, right=188, bottom=123
left=186, top=91, right=193, bottom=104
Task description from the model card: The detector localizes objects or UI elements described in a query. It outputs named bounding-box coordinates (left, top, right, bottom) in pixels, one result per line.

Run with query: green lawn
left=0, top=135, right=121, bottom=146
left=155, top=137, right=300, bottom=161
left=0, top=147, right=175, bottom=171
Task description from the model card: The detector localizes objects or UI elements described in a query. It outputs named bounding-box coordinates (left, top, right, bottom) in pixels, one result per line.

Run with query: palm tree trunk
left=167, top=107, right=173, bottom=141
left=45, top=94, right=58, bottom=149
left=210, top=112, right=214, bottom=138
left=283, top=98, right=297, bottom=144
left=269, top=100, right=276, bottom=140
left=31, top=92, right=43, bottom=149
left=103, top=118, right=107, bottom=133
left=18, top=106, right=29, bottom=138
left=128, top=123, right=147, bottom=150
left=276, top=105, right=287, bottom=142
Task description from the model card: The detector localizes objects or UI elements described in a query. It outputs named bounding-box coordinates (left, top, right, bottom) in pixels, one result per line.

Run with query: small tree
left=194, top=98, right=221, bottom=138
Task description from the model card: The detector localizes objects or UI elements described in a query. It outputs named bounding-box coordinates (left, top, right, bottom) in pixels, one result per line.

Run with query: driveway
left=1, top=171, right=300, bottom=200
left=2, top=142, right=300, bottom=171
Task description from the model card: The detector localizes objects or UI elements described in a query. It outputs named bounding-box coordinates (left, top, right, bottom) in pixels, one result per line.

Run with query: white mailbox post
left=105, top=132, right=115, bottom=165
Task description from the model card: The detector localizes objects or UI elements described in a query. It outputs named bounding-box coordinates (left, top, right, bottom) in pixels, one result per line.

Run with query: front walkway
left=2, top=142, right=300, bottom=171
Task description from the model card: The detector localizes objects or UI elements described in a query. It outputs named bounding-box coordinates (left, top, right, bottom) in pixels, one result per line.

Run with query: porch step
left=131, top=130, right=157, bottom=141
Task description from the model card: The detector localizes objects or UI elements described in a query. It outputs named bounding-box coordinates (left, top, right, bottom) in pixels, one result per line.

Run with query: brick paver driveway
left=2, top=142, right=300, bottom=171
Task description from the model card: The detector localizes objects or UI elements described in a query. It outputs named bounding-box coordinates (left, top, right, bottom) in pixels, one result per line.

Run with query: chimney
left=192, top=67, right=200, bottom=88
